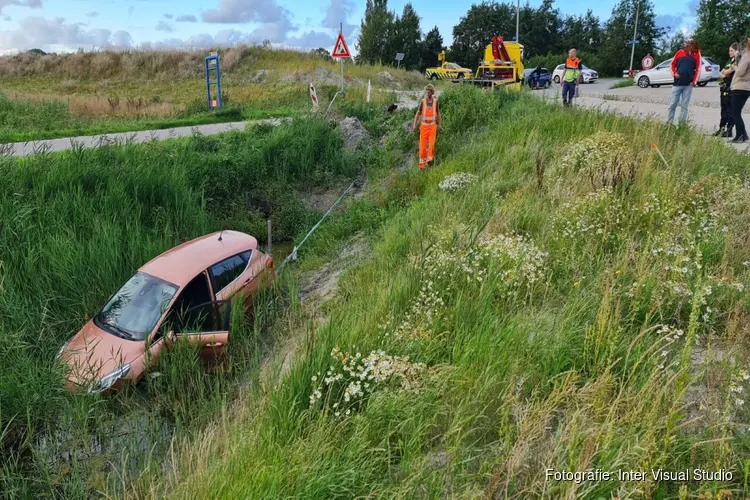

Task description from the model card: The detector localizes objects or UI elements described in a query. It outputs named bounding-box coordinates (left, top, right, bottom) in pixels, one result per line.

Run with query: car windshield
left=446, top=63, right=458, bottom=69
left=95, top=272, right=178, bottom=341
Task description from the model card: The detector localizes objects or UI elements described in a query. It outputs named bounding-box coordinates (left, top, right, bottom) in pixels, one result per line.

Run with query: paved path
left=538, top=80, right=750, bottom=154
left=0, top=118, right=289, bottom=158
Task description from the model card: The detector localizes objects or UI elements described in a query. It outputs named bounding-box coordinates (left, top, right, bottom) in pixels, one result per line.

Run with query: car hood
left=60, top=321, right=144, bottom=389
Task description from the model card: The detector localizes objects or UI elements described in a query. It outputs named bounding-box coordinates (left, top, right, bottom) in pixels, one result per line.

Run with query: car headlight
left=88, top=364, right=131, bottom=394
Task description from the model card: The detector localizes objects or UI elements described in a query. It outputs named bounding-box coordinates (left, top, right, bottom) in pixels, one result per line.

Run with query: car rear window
left=209, top=253, right=248, bottom=293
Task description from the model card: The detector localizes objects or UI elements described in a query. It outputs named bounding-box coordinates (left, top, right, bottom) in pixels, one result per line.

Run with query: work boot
left=713, top=127, right=725, bottom=136
left=722, top=127, right=734, bottom=138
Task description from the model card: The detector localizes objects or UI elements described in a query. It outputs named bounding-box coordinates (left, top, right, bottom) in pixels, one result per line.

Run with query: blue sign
left=628, top=40, right=640, bottom=44
left=205, top=53, right=223, bottom=111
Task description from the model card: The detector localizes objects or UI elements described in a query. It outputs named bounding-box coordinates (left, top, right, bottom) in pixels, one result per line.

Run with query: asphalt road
left=536, top=78, right=749, bottom=153
left=0, top=118, right=288, bottom=158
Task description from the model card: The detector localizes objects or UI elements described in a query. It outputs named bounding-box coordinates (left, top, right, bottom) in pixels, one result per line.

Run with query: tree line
left=354, top=0, right=745, bottom=77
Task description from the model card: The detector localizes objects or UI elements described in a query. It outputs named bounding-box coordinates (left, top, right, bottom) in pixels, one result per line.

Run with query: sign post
left=395, top=52, right=404, bottom=69
left=641, top=54, right=654, bottom=70
left=205, top=52, right=222, bottom=111
left=329, top=24, right=351, bottom=112
left=627, top=0, right=640, bottom=78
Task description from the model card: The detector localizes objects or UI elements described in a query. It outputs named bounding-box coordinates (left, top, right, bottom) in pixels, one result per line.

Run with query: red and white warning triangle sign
left=331, top=32, right=351, bottom=58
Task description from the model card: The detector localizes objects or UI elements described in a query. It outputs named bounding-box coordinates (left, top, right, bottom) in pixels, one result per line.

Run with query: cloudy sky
left=0, top=0, right=696, bottom=54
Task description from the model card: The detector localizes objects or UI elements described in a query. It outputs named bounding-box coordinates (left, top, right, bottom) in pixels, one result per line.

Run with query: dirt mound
left=339, top=117, right=370, bottom=152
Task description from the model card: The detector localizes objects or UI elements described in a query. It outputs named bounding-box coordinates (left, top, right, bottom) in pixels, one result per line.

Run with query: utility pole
left=628, top=0, right=640, bottom=78
left=516, top=0, right=520, bottom=42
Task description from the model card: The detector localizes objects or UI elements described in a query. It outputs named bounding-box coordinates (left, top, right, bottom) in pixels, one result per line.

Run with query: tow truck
left=463, top=36, right=525, bottom=90
left=425, top=51, right=473, bottom=81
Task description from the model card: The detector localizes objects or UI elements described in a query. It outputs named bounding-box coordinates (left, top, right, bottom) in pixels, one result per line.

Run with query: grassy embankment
left=610, top=78, right=635, bottom=89
left=0, top=106, right=409, bottom=496
left=0, top=45, right=423, bottom=142
left=131, top=87, right=750, bottom=498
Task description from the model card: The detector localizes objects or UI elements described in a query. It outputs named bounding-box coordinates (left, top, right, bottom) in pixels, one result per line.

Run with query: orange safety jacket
left=420, top=97, right=438, bottom=125
left=564, top=57, right=581, bottom=82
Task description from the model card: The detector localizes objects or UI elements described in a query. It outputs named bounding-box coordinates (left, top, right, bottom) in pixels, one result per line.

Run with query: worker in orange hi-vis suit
left=412, top=84, right=441, bottom=170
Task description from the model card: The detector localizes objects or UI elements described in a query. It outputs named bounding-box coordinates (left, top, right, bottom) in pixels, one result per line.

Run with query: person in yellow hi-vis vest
left=412, top=84, right=441, bottom=169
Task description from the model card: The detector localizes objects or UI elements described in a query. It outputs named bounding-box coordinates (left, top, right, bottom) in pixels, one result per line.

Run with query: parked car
left=523, top=67, right=551, bottom=89
left=57, top=230, right=274, bottom=394
left=552, top=64, right=599, bottom=84
left=635, top=56, right=720, bottom=88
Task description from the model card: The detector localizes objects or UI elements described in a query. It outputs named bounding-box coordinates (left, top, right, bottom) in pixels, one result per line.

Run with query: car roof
left=140, top=230, right=258, bottom=287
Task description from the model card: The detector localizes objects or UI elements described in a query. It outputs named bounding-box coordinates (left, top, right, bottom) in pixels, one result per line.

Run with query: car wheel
left=654, top=84, right=661, bottom=88
left=458, top=74, right=464, bottom=81
left=430, top=74, right=438, bottom=81
left=553, top=75, right=560, bottom=84
left=544, top=80, right=550, bottom=89
left=637, top=76, right=650, bottom=88
left=697, top=81, right=707, bottom=87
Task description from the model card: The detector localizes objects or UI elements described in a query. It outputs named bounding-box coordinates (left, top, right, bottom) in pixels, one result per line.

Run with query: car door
left=174, top=300, right=232, bottom=365
left=163, top=271, right=230, bottom=362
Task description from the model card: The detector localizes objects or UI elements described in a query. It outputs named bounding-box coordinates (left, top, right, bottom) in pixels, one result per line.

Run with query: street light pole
left=628, top=0, right=640, bottom=77
left=516, top=0, right=520, bottom=42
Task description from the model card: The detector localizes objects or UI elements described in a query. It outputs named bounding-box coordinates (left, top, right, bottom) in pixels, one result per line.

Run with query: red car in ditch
left=58, top=230, right=274, bottom=394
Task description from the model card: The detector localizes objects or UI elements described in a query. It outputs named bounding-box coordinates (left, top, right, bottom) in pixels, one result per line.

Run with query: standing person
left=666, top=39, right=701, bottom=125
left=730, top=38, right=750, bottom=143
left=561, top=49, right=582, bottom=106
left=412, top=84, right=441, bottom=170
left=715, top=43, right=738, bottom=137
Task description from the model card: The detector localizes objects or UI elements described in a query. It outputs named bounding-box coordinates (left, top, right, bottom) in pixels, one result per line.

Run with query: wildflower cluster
left=729, top=368, right=750, bottom=408
left=554, top=187, right=624, bottom=244
left=654, top=324, right=686, bottom=371
left=391, top=232, right=548, bottom=341
left=556, top=132, right=637, bottom=189
left=308, top=347, right=426, bottom=417
left=438, top=172, right=478, bottom=192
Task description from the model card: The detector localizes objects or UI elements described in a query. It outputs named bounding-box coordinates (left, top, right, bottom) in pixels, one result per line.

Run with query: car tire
left=544, top=80, right=550, bottom=89
left=697, top=81, right=707, bottom=87
left=637, top=76, right=650, bottom=88
left=430, top=74, right=438, bottom=81
left=458, top=74, right=464, bottom=81
left=655, top=84, right=661, bottom=88
left=553, top=75, right=560, bottom=84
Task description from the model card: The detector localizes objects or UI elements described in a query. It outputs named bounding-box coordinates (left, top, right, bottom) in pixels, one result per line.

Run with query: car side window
left=209, top=254, right=248, bottom=294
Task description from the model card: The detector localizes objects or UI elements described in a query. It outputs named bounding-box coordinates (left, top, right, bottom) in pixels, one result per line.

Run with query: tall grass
left=136, top=87, right=750, bottom=498
left=0, top=115, right=378, bottom=496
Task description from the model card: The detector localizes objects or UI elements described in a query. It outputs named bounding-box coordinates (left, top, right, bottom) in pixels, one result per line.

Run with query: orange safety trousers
left=419, top=123, right=437, bottom=169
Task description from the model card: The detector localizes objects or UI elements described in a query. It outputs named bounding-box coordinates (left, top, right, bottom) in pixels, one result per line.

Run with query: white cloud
left=175, top=14, right=198, bottom=23
left=0, top=0, right=41, bottom=15
left=155, top=20, right=174, bottom=33
left=0, top=17, right=134, bottom=52
left=322, top=0, right=355, bottom=36
left=284, top=30, right=335, bottom=49
left=202, top=0, right=289, bottom=25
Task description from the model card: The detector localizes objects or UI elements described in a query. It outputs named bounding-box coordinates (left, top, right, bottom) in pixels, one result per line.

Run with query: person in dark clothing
left=667, top=39, right=701, bottom=125
left=730, top=38, right=750, bottom=143
left=528, top=65, right=542, bottom=89
left=715, top=43, right=738, bottom=137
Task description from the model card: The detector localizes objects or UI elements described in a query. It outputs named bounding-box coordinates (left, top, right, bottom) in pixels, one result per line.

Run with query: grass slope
left=138, top=87, right=750, bottom=498
left=0, top=46, right=421, bottom=142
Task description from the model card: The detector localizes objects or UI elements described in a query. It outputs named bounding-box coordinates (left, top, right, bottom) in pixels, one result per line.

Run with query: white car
left=552, top=64, right=598, bottom=84
left=635, top=56, right=720, bottom=88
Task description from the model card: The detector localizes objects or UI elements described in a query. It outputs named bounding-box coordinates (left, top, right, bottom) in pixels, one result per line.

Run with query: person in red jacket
left=666, top=39, right=702, bottom=125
